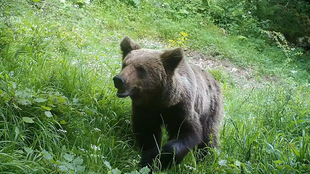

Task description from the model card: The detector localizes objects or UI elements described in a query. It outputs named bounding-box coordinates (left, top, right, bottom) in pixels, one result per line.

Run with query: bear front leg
left=135, top=127, right=162, bottom=168
left=158, top=105, right=203, bottom=169
left=131, top=106, right=162, bottom=168
left=159, top=127, right=202, bottom=169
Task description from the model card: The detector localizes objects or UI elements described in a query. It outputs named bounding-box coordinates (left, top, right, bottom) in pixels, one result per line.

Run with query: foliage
left=260, top=30, right=304, bottom=63
left=167, top=31, right=189, bottom=48
left=159, top=0, right=310, bottom=49
left=251, top=0, right=310, bottom=39
left=0, top=0, right=309, bottom=173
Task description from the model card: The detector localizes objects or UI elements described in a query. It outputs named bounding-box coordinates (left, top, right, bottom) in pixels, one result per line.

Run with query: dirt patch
left=185, top=49, right=259, bottom=88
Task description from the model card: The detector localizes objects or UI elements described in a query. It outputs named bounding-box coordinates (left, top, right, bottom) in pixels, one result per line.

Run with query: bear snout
left=113, top=75, right=131, bottom=98
left=113, top=75, right=125, bottom=89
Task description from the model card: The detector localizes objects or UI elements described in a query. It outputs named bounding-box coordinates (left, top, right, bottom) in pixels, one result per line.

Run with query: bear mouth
left=116, top=89, right=130, bottom=98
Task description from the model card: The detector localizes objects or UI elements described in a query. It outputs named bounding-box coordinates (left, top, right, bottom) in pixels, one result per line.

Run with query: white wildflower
left=91, top=144, right=101, bottom=151
left=184, top=164, right=197, bottom=170
left=218, top=159, right=227, bottom=166
left=94, top=128, right=101, bottom=131
left=78, top=147, right=86, bottom=152
left=57, top=129, right=67, bottom=133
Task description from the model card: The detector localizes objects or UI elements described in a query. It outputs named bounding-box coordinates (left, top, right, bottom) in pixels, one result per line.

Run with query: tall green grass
left=0, top=0, right=309, bottom=173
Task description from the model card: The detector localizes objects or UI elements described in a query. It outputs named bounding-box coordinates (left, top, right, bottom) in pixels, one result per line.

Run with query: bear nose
left=113, top=76, right=125, bottom=89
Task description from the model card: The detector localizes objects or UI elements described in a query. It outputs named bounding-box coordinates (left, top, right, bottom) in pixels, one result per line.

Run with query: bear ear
left=161, top=48, right=183, bottom=73
left=120, top=36, right=142, bottom=59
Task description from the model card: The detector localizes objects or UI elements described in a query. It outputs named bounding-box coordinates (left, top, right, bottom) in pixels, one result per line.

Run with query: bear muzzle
left=113, top=75, right=130, bottom=98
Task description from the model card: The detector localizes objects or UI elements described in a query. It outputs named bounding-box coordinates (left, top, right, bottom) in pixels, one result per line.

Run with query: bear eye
left=136, top=65, right=147, bottom=78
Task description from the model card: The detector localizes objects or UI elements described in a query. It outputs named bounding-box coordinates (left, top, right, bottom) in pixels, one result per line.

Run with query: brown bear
left=113, top=36, right=224, bottom=170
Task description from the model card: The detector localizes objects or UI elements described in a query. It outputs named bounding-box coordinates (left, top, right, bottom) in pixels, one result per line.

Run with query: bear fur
left=113, top=36, right=224, bottom=170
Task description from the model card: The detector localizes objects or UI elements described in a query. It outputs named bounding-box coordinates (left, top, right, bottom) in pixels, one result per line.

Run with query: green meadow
left=0, top=0, right=309, bottom=173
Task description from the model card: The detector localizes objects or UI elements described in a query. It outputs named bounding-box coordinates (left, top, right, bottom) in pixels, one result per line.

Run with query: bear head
left=113, top=36, right=184, bottom=104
